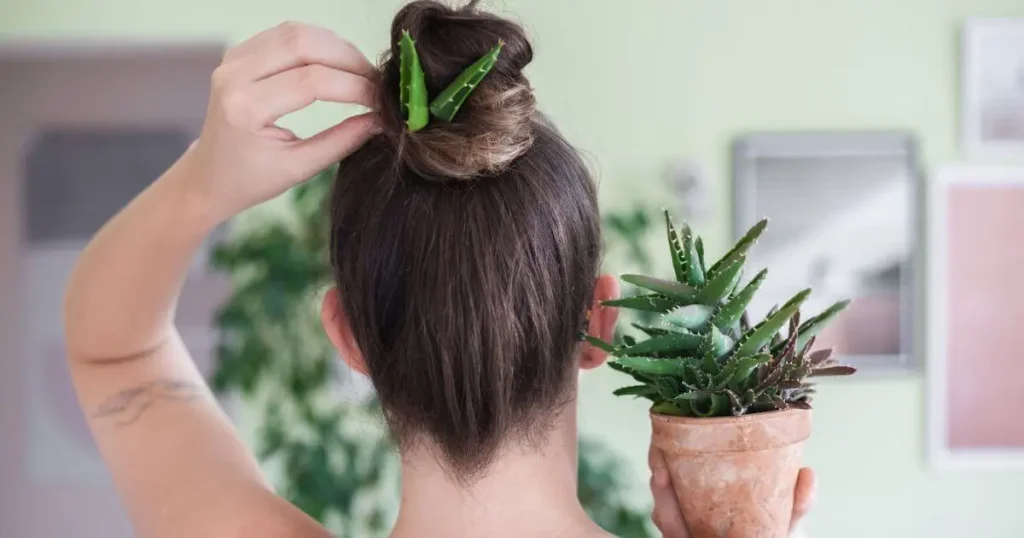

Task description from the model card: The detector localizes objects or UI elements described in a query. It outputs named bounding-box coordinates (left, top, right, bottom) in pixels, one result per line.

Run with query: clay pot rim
left=649, top=407, right=810, bottom=426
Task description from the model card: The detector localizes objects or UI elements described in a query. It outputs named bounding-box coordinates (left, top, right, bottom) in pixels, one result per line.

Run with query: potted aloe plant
left=587, top=211, right=855, bottom=538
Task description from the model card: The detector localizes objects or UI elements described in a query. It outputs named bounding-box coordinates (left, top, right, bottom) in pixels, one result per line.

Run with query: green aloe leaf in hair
left=399, top=30, right=429, bottom=132
left=429, top=41, right=503, bottom=122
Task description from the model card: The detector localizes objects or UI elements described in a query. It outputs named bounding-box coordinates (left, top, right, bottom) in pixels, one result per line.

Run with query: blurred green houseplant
left=211, top=169, right=653, bottom=537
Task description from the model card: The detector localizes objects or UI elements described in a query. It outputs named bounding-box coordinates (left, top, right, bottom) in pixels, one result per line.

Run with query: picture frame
left=962, top=18, right=1024, bottom=160
left=927, top=165, right=1024, bottom=469
left=732, top=131, right=921, bottom=375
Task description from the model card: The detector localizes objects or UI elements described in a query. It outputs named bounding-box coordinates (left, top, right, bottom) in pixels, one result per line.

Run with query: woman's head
left=321, top=0, right=618, bottom=477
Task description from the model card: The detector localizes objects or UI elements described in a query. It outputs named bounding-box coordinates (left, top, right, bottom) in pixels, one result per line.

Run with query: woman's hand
left=178, top=21, right=381, bottom=224
left=648, top=446, right=816, bottom=537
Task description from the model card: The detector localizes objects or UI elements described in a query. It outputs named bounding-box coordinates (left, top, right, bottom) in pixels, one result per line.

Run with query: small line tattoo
left=93, top=379, right=203, bottom=427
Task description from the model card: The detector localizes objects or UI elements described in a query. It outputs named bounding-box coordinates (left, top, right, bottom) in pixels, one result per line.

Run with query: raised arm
left=62, top=22, right=379, bottom=538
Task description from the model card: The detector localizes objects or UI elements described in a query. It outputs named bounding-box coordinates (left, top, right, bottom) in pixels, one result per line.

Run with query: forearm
left=64, top=152, right=218, bottom=362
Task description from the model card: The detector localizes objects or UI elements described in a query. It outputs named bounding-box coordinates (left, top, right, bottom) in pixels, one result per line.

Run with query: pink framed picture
left=928, top=165, right=1024, bottom=468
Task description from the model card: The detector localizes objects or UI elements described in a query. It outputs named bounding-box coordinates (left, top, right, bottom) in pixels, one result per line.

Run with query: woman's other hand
left=180, top=21, right=380, bottom=224
left=648, top=445, right=817, bottom=537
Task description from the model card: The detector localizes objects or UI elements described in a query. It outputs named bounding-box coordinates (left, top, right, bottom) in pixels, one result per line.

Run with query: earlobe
left=579, top=274, right=621, bottom=370
left=320, top=287, right=370, bottom=376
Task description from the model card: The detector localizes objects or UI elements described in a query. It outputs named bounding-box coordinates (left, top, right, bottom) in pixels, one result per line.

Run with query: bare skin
left=63, top=22, right=813, bottom=538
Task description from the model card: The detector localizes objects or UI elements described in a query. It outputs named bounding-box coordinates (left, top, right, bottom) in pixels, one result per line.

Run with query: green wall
left=7, top=0, right=1024, bottom=535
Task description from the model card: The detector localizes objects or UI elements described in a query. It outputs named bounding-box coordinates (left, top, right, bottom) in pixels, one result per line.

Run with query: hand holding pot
left=649, top=446, right=817, bottom=538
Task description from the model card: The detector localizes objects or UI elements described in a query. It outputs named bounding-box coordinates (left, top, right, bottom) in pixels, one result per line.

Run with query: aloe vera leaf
left=618, top=331, right=702, bottom=356
left=398, top=31, right=429, bottom=132
left=807, top=348, right=835, bottom=367
left=662, top=304, right=714, bottom=331
left=632, top=323, right=669, bottom=338
left=734, top=289, right=811, bottom=357
left=706, top=324, right=734, bottom=359
left=429, top=41, right=503, bottom=122
left=603, top=294, right=677, bottom=313
left=621, top=335, right=637, bottom=347
left=712, top=353, right=771, bottom=390
left=620, top=275, right=697, bottom=303
left=793, top=300, right=851, bottom=354
left=607, top=360, right=653, bottom=384
left=724, top=388, right=746, bottom=416
left=686, top=393, right=730, bottom=417
left=683, top=362, right=710, bottom=389
left=613, top=385, right=659, bottom=401
left=664, top=210, right=687, bottom=283
left=695, top=257, right=746, bottom=305
left=582, top=335, right=616, bottom=353
left=611, top=357, right=692, bottom=376
left=695, top=236, right=707, bottom=274
left=708, top=218, right=768, bottom=276
left=651, top=401, right=685, bottom=416
left=809, top=365, right=857, bottom=377
left=711, top=268, right=768, bottom=332
left=681, top=224, right=706, bottom=287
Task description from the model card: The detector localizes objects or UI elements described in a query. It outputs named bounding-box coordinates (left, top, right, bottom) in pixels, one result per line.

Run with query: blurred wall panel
left=0, top=43, right=224, bottom=538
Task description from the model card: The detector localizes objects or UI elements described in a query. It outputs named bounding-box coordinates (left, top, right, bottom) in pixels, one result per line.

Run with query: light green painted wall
left=7, top=0, right=1024, bottom=536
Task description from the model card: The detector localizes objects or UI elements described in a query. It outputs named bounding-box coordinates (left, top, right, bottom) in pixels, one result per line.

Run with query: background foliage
left=210, top=169, right=656, bottom=537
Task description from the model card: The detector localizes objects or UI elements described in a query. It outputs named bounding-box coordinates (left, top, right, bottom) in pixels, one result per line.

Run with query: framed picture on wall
left=962, top=18, right=1024, bottom=160
left=927, top=165, right=1024, bottom=469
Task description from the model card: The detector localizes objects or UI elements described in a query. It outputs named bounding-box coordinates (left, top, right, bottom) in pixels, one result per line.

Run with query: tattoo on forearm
left=93, top=379, right=203, bottom=427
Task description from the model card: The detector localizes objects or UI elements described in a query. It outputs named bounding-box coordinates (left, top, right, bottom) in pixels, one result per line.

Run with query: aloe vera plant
left=593, top=211, right=856, bottom=417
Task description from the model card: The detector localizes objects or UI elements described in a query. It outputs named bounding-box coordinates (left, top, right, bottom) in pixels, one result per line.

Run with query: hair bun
left=377, top=0, right=537, bottom=179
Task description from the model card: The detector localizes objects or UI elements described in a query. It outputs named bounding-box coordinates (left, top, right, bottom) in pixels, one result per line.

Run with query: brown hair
left=329, top=0, right=601, bottom=477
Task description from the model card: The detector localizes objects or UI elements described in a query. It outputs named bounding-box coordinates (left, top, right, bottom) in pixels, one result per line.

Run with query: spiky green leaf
left=695, top=257, right=746, bottom=305
left=603, top=294, right=677, bottom=313
left=682, top=225, right=705, bottom=287
left=618, top=331, right=702, bottom=356
left=687, top=393, right=730, bottom=417
left=399, top=31, right=429, bottom=132
left=708, top=218, right=767, bottom=276
left=695, top=236, right=706, bottom=274
left=583, top=335, right=616, bottom=353
left=620, top=275, right=697, bottom=303
left=611, top=357, right=693, bottom=376
left=613, top=385, right=659, bottom=401
left=794, top=300, right=851, bottom=354
left=651, top=401, right=685, bottom=416
left=734, top=289, right=810, bottom=357
left=664, top=210, right=687, bottom=283
left=711, top=268, right=768, bottom=332
left=662, top=304, right=714, bottom=331
left=713, top=353, right=771, bottom=390
left=429, top=41, right=503, bottom=122
left=631, top=323, right=669, bottom=338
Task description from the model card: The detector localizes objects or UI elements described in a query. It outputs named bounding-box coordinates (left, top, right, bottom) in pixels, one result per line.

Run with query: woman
left=63, top=2, right=814, bottom=536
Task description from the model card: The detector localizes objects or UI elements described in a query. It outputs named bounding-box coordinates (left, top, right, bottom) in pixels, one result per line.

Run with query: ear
left=579, top=273, right=620, bottom=370
left=320, top=287, right=369, bottom=376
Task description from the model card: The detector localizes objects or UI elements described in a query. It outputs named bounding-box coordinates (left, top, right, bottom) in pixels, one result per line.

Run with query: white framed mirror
left=732, top=131, right=921, bottom=374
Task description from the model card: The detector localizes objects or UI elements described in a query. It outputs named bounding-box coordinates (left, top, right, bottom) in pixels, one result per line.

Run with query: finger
left=249, top=65, right=376, bottom=125
left=649, top=448, right=689, bottom=538
left=650, top=476, right=689, bottom=538
left=288, top=112, right=380, bottom=178
left=790, top=467, right=817, bottom=532
left=648, top=444, right=670, bottom=488
left=225, top=22, right=377, bottom=82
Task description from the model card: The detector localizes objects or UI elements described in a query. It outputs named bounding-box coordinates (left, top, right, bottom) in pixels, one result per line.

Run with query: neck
left=390, top=404, right=605, bottom=538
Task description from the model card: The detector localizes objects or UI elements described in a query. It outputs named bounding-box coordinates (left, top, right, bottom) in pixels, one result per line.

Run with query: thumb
left=291, top=112, right=381, bottom=177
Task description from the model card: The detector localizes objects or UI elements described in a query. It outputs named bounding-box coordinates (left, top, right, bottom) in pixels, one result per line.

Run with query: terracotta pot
left=650, top=409, right=811, bottom=538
